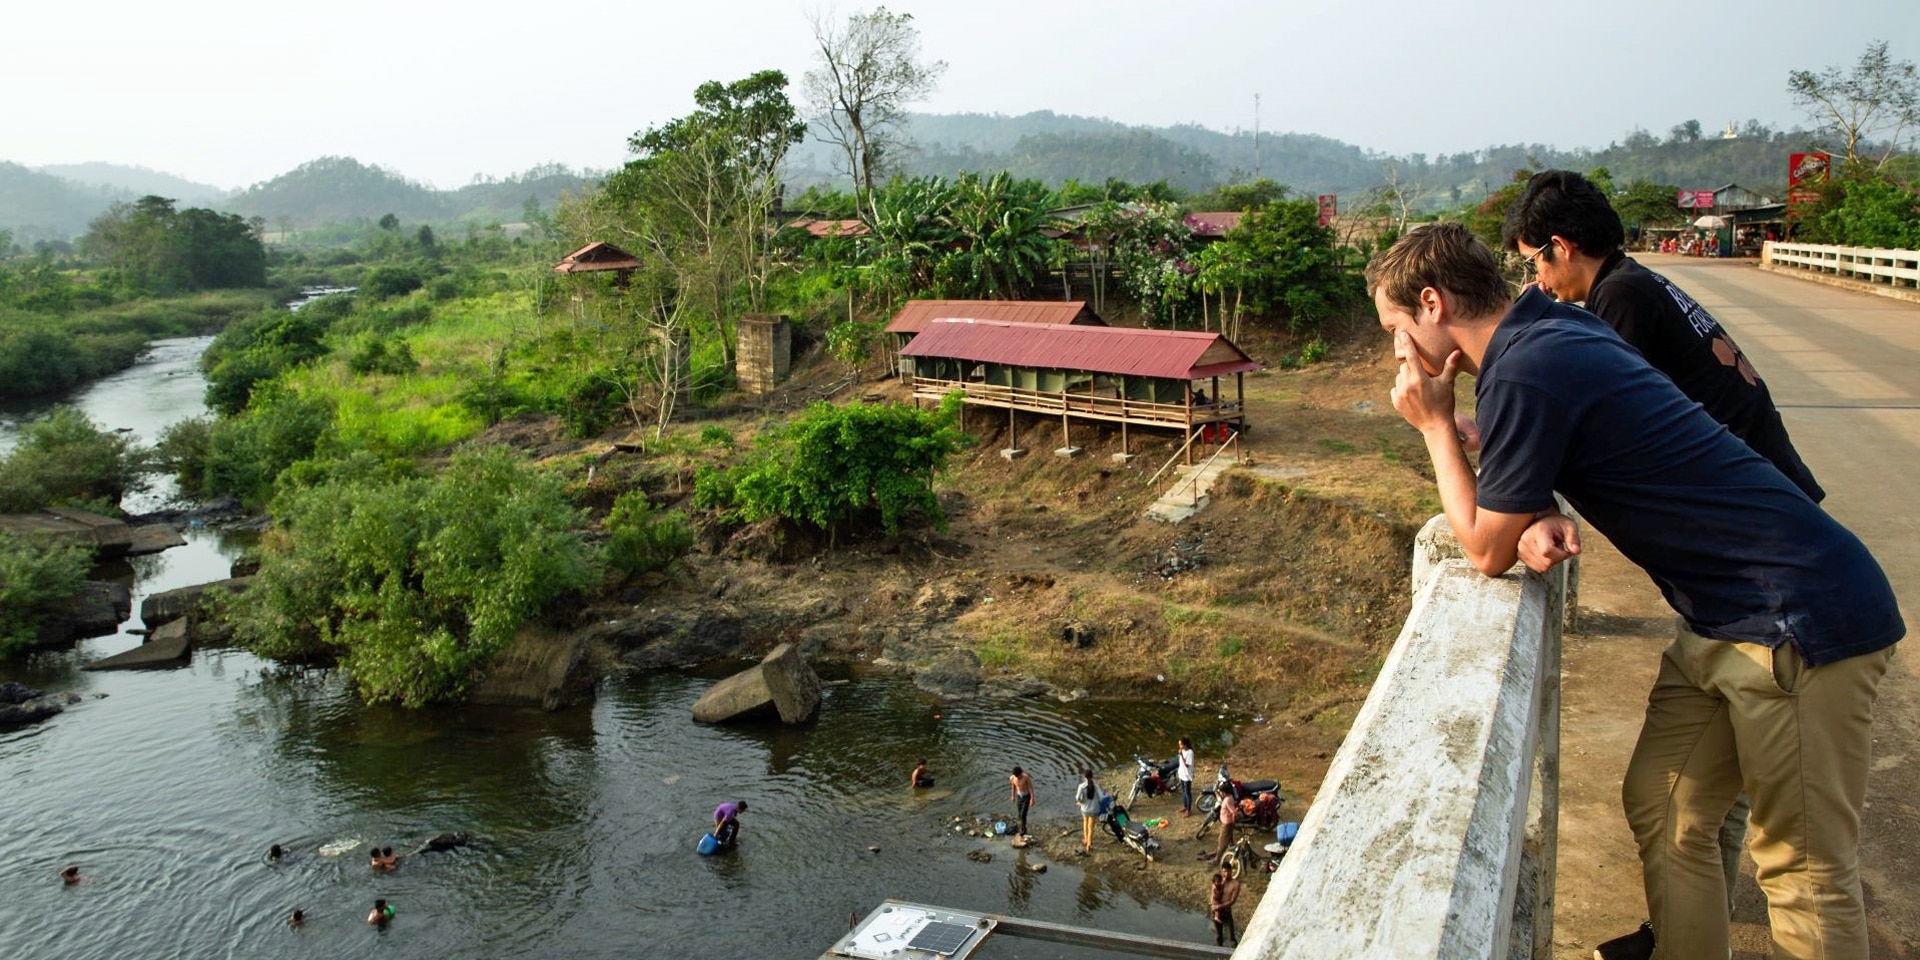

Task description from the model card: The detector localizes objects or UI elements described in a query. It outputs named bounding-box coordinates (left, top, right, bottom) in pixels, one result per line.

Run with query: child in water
left=367, top=899, right=395, bottom=926
left=910, top=757, right=934, bottom=788
left=288, top=909, right=305, bottom=928
left=59, top=865, right=82, bottom=885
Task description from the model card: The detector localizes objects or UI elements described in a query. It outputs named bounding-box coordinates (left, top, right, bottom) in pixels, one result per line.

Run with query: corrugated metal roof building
left=899, top=318, right=1258, bottom=461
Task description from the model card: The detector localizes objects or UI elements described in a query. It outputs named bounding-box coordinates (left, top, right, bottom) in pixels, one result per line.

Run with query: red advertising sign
left=1676, top=189, right=1716, bottom=209
left=1788, top=188, right=1823, bottom=207
left=1316, top=194, right=1338, bottom=227
left=1788, top=152, right=1831, bottom=187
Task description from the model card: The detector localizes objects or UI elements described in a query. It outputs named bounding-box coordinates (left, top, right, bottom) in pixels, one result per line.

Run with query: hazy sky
left=7, top=0, right=1916, bottom=190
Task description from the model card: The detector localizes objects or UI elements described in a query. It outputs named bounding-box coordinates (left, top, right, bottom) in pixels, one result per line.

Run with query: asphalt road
left=1556, top=255, right=1919, bottom=959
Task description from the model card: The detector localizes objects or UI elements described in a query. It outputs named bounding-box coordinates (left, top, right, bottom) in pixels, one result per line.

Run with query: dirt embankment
left=492, top=329, right=1432, bottom=905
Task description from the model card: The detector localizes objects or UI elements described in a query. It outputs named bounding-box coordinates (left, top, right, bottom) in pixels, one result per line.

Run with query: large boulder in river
left=468, top=622, right=597, bottom=711
left=0, top=507, right=134, bottom=558
left=140, top=577, right=252, bottom=627
left=29, top=581, right=131, bottom=650
left=85, top=618, right=191, bottom=671
left=691, top=643, right=822, bottom=725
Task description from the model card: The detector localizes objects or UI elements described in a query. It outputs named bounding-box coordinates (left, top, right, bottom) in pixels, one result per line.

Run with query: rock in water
left=85, top=619, right=191, bottom=671
left=414, top=832, right=475, bottom=854
left=139, top=577, right=250, bottom=626
left=690, top=643, right=822, bottom=724
left=0, top=682, right=75, bottom=729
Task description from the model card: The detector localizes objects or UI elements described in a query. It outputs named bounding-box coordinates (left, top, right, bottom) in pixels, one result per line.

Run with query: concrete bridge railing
left=1234, top=516, right=1567, bottom=960
left=1762, top=241, right=1920, bottom=290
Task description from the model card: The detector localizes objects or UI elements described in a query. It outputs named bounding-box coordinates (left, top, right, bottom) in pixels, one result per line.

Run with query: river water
left=0, top=337, right=1239, bottom=960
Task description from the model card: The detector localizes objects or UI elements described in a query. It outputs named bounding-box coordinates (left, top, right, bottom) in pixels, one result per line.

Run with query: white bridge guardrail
left=1762, top=241, right=1920, bottom=289
left=1233, top=516, right=1567, bottom=960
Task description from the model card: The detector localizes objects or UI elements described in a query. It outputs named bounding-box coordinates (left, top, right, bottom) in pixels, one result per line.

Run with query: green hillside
left=0, top=162, right=135, bottom=245
left=35, top=162, right=226, bottom=205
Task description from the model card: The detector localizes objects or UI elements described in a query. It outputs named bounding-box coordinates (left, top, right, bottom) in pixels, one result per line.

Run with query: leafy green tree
left=83, top=196, right=265, bottom=294
left=378, top=213, right=400, bottom=232
left=804, top=6, right=948, bottom=219
left=1613, top=179, right=1685, bottom=231
left=1811, top=178, right=1920, bottom=247
left=0, top=406, right=148, bottom=513
left=0, top=532, right=91, bottom=657
left=1788, top=41, right=1920, bottom=171
left=1220, top=200, right=1358, bottom=335
left=695, top=396, right=969, bottom=540
left=232, top=447, right=600, bottom=706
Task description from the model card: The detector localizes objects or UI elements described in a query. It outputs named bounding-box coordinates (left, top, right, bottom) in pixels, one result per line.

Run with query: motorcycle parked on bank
left=1124, top=753, right=1181, bottom=807
left=1194, top=763, right=1282, bottom=838
left=1100, top=795, right=1160, bottom=862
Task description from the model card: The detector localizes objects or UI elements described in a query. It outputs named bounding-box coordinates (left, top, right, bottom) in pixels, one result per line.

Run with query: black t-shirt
left=1585, top=253, right=1824, bottom=501
left=1475, top=289, right=1902, bottom=666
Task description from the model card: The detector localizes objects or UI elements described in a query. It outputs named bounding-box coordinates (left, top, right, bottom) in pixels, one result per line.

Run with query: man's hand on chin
left=1390, top=331, right=1462, bottom=437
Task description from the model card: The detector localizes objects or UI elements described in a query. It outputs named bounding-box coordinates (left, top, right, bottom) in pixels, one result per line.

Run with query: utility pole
left=1253, top=93, right=1261, bottom=181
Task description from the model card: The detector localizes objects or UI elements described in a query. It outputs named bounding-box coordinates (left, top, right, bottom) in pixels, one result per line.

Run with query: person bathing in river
left=910, top=757, right=933, bottom=789
left=1008, top=766, right=1034, bottom=839
left=380, top=846, right=400, bottom=869
left=59, top=864, right=83, bottom=885
left=713, top=800, right=746, bottom=849
left=367, top=899, right=394, bottom=926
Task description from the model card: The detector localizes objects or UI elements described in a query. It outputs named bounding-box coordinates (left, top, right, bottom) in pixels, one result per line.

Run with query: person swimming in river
left=288, top=909, right=305, bottom=928
left=910, top=757, right=934, bottom=789
left=380, top=846, right=400, bottom=869
left=59, top=865, right=82, bottom=885
left=267, top=844, right=285, bottom=862
left=367, top=899, right=395, bottom=926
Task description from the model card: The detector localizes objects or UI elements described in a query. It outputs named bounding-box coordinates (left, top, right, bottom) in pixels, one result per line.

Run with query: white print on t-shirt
left=1655, top=274, right=1721, bottom=339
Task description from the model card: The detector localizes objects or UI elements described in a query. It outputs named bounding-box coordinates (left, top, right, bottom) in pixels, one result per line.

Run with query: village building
left=899, top=317, right=1258, bottom=462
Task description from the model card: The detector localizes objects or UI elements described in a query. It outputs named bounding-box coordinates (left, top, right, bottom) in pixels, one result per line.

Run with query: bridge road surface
left=1553, top=255, right=1920, bottom=959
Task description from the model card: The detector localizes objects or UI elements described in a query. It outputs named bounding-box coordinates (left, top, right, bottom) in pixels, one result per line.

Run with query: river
left=0, top=335, right=1240, bottom=960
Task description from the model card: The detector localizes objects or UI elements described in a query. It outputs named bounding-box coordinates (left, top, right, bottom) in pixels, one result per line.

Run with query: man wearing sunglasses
left=1502, top=170, right=1822, bottom=503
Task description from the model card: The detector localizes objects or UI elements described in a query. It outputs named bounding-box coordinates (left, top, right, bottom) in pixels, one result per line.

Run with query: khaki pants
left=1622, top=625, right=1893, bottom=960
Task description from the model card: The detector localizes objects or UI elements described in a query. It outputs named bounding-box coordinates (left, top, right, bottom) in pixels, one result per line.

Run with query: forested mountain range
left=4, top=111, right=1821, bottom=244
left=36, top=162, right=226, bottom=205
left=786, top=111, right=1820, bottom=209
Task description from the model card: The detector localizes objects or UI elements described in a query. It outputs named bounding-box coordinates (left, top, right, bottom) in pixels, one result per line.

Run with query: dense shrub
left=694, top=396, right=969, bottom=538
left=361, top=264, right=427, bottom=299
left=0, top=531, right=92, bottom=657
left=0, top=406, right=148, bottom=513
left=346, top=336, right=419, bottom=375
left=230, top=447, right=601, bottom=706
left=164, top=391, right=335, bottom=506
left=604, top=489, right=694, bottom=578
left=202, top=308, right=334, bottom=415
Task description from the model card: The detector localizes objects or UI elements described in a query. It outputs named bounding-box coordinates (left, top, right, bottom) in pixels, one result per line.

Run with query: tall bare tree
left=1788, top=41, right=1920, bottom=172
left=804, top=6, right=947, bottom=221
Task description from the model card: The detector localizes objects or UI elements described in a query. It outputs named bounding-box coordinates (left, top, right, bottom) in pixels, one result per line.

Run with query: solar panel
left=907, top=921, right=976, bottom=956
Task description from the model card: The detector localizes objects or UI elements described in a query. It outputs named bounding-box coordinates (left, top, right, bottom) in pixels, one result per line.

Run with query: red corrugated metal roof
left=1184, top=211, right=1246, bottom=238
left=886, top=299, right=1100, bottom=335
left=900, top=318, right=1259, bottom=380
left=785, top=218, right=872, bottom=238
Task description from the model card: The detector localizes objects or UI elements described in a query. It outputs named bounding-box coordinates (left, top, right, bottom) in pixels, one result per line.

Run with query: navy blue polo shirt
left=1474, top=288, right=1902, bottom=665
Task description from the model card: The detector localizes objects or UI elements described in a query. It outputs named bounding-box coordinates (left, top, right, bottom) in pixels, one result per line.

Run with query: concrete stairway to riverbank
left=1145, top=459, right=1237, bottom=523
